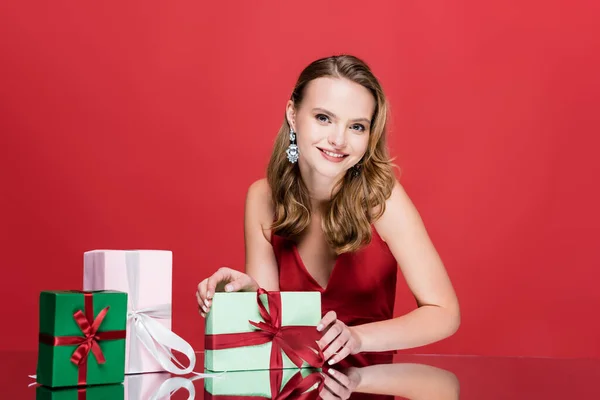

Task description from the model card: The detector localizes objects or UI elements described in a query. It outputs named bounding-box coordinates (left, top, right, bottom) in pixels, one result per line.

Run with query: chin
left=313, top=162, right=349, bottom=179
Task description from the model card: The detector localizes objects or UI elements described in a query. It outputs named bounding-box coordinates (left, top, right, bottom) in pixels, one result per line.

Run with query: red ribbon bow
left=39, top=292, right=126, bottom=389
left=271, top=370, right=325, bottom=400
left=205, top=288, right=325, bottom=374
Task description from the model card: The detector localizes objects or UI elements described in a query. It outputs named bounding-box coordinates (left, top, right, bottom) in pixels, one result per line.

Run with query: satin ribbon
left=124, top=252, right=197, bottom=374
left=38, top=292, right=126, bottom=388
left=204, top=369, right=325, bottom=400
left=205, top=288, right=324, bottom=379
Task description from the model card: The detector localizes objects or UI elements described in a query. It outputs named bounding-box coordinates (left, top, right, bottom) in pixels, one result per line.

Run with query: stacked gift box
left=34, top=250, right=198, bottom=399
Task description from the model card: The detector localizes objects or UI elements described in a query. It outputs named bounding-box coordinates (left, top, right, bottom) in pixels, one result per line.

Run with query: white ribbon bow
left=149, top=375, right=208, bottom=400
left=126, top=252, right=196, bottom=375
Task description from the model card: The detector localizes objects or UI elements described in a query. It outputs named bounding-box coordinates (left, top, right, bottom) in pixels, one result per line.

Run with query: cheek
left=298, top=121, right=326, bottom=147
left=351, top=134, right=370, bottom=155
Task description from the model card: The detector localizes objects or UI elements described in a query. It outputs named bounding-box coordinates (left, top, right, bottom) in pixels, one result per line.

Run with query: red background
left=1, top=1, right=599, bottom=357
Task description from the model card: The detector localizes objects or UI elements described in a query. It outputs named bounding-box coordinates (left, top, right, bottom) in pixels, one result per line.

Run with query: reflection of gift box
left=204, top=289, right=323, bottom=372
left=84, top=250, right=196, bottom=375
left=36, top=383, right=124, bottom=400
left=124, top=372, right=170, bottom=400
left=204, top=368, right=323, bottom=399
left=36, top=291, right=127, bottom=388
left=125, top=371, right=202, bottom=399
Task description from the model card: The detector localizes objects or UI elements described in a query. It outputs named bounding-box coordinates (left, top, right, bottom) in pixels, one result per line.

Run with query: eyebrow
left=312, top=107, right=371, bottom=125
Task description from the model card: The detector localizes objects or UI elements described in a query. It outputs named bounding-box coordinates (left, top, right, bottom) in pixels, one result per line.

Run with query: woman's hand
left=196, top=267, right=259, bottom=317
left=319, top=367, right=361, bottom=400
left=317, top=311, right=363, bottom=365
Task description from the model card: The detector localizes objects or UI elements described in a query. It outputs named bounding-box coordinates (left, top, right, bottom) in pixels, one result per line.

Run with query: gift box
left=204, top=368, right=323, bottom=399
left=36, top=291, right=127, bottom=388
left=84, top=250, right=196, bottom=375
left=36, top=383, right=124, bottom=400
left=204, top=289, right=324, bottom=372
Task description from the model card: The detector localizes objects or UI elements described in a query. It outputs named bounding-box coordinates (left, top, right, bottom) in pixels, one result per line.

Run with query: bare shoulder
left=246, top=178, right=274, bottom=243
left=373, top=179, right=421, bottom=242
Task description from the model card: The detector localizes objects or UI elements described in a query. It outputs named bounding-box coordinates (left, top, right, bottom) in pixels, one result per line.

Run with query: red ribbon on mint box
left=204, top=288, right=324, bottom=374
left=204, top=369, right=325, bottom=400
left=39, top=291, right=126, bottom=388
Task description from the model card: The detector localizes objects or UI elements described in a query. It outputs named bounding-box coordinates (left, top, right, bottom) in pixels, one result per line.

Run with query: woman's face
left=287, top=77, right=375, bottom=180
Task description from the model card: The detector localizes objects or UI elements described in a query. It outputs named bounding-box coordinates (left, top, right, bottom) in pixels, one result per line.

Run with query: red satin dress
left=273, top=226, right=398, bottom=369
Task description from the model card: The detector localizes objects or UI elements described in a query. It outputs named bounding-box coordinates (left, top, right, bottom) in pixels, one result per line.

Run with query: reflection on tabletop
left=3, top=351, right=599, bottom=399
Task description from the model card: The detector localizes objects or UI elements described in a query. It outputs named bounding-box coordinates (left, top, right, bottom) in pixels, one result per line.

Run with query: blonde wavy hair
left=267, top=55, right=396, bottom=254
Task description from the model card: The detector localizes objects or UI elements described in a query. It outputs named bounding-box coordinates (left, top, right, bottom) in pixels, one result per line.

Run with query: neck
left=298, top=162, right=344, bottom=211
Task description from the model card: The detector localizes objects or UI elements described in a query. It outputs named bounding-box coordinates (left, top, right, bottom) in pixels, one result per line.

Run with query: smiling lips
left=317, top=147, right=348, bottom=163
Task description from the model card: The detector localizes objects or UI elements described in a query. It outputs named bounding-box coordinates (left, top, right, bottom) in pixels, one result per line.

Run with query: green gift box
left=204, top=289, right=323, bottom=372
left=36, top=383, right=124, bottom=400
left=204, top=368, right=323, bottom=399
left=36, top=290, right=127, bottom=388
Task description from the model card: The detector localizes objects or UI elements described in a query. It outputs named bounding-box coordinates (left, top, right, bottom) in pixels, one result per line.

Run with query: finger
left=224, top=275, right=250, bottom=292
left=206, top=267, right=232, bottom=298
left=323, top=327, right=350, bottom=361
left=199, top=302, right=209, bottom=314
left=328, top=340, right=353, bottom=365
left=197, top=280, right=210, bottom=307
left=323, top=374, right=349, bottom=399
left=319, top=374, right=341, bottom=400
left=319, top=388, right=340, bottom=400
left=327, top=368, right=350, bottom=387
left=317, top=311, right=337, bottom=332
left=318, top=388, right=339, bottom=400
left=318, top=320, right=343, bottom=349
left=196, top=291, right=209, bottom=314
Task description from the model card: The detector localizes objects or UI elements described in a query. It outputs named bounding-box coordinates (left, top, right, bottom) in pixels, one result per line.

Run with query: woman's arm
left=244, top=178, right=280, bottom=291
left=352, top=180, right=460, bottom=352
left=354, top=362, right=460, bottom=399
left=197, top=179, right=279, bottom=315
left=317, top=362, right=459, bottom=399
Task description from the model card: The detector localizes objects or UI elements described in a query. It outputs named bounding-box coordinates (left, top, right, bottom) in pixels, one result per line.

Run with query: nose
left=327, top=126, right=346, bottom=148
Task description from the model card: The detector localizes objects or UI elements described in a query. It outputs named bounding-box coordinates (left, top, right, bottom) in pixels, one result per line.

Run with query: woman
left=196, top=54, right=459, bottom=379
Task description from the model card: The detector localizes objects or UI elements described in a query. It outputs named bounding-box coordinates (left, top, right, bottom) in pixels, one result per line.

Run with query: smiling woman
left=270, top=59, right=396, bottom=254
left=196, top=54, right=460, bottom=399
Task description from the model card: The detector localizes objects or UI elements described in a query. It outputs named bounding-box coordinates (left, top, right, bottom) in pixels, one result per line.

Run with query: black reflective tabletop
left=2, top=351, right=599, bottom=399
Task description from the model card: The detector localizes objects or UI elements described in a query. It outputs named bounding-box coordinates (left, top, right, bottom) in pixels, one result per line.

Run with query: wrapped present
left=84, top=250, right=196, bottom=374
left=204, top=289, right=324, bottom=372
left=36, top=383, right=124, bottom=400
left=36, top=290, right=127, bottom=388
left=204, top=368, right=324, bottom=400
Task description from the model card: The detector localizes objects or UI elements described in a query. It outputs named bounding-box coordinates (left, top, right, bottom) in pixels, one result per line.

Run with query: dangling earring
left=286, top=128, right=299, bottom=164
left=352, top=163, right=362, bottom=177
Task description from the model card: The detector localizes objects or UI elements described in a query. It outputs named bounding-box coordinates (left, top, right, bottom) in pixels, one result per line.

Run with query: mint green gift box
left=204, top=368, right=322, bottom=398
left=204, top=291, right=321, bottom=372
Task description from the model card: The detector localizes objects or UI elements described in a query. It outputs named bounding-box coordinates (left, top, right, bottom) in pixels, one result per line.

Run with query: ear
left=285, top=100, right=296, bottom=131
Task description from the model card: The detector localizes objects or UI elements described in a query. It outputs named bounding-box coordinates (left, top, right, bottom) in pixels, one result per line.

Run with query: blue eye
left=351, top=124, right=365, bottom=132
